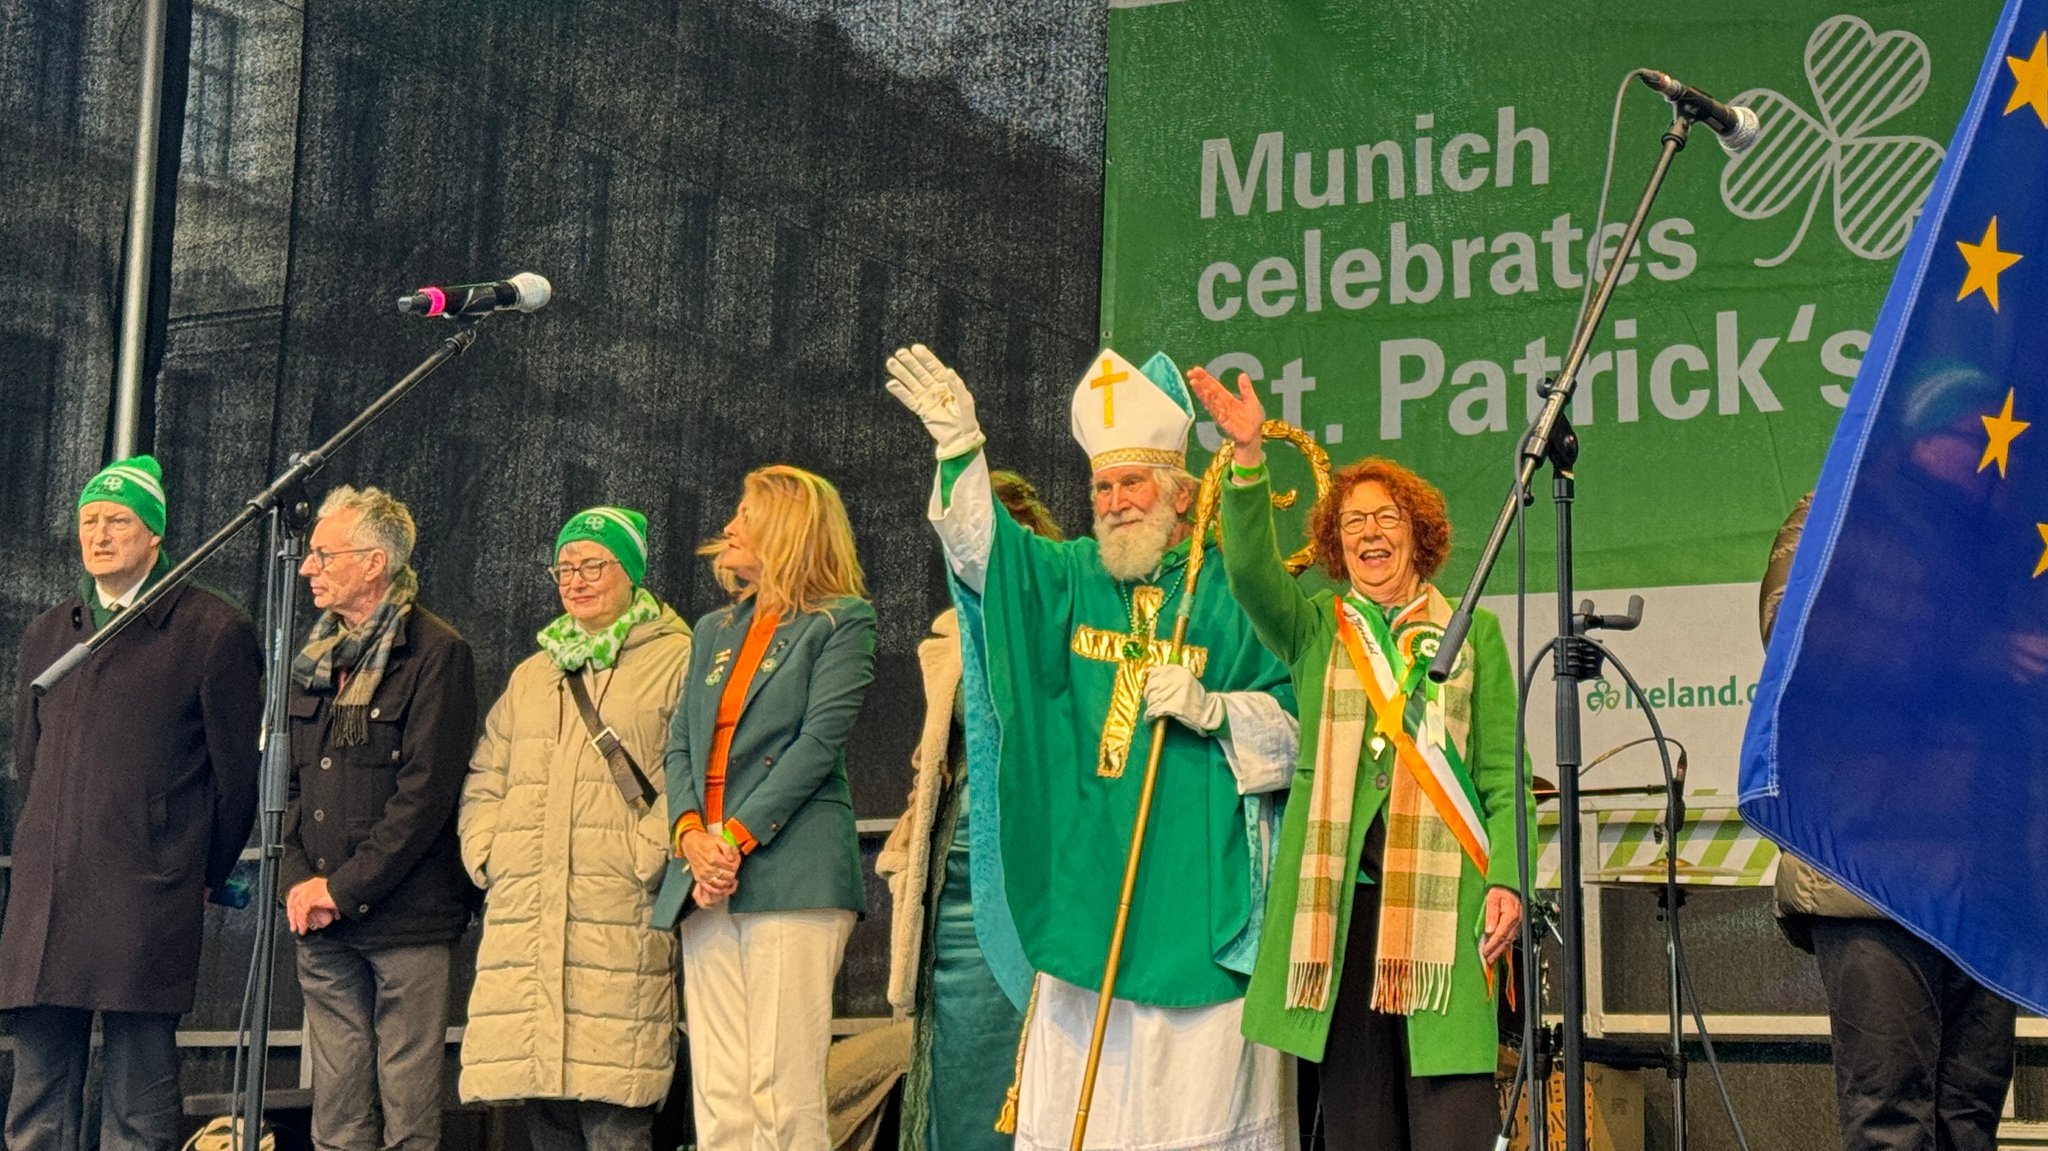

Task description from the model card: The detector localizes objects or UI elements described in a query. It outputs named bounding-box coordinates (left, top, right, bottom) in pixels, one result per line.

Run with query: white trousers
left=679, top=903, right=856, bottom=1150
left=1016, top=974, right=1296, bottom=1151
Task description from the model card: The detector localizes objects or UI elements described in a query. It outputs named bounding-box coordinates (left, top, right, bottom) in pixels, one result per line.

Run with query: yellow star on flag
left=2035, top=524, right=2048, bottom=578
left=1957, top=218, right=2023, bottom=311
left=2008, top=31, right=2048, bottom=127
left=1980, top=389, right=2031, bottom=477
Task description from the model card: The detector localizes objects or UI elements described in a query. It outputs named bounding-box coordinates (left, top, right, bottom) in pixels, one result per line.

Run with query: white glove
left=884, top=344, right=986, bottom=460
left=1143, top=663, right=1225, bottom=734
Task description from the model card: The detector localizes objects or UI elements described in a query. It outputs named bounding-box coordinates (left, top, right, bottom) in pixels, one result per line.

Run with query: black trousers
left=1317, top=878, right=1497, bottom=1151
left=3, top=1006, right=181, bottom=1151
left=1811, top=916, right=2017, bottom=1151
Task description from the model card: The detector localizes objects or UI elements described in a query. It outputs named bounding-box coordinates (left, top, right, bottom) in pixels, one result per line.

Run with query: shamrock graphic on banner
left=1721, top=15, right=1948, bottom=266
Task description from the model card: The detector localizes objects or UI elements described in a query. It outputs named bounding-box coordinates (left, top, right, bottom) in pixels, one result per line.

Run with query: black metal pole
left=236, top=504, right=305, bottom=1151
left=1429, top=113, right=1697, bottom=1151
left=1551, top=462, right=1588, bottom=1150
left=1664, top=762, right=1691, bottom=1151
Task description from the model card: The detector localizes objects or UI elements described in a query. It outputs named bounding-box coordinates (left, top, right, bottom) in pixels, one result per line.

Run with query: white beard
left=1095, top=501, right=1180, bottom=583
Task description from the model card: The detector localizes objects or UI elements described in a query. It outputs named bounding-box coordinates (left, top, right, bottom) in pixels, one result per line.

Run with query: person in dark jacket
left=281, top=485, right=479, bottom=1151
left=2, top=455, right=262, bottom=1151
left=1760, top=491, right=2018, bottom=1151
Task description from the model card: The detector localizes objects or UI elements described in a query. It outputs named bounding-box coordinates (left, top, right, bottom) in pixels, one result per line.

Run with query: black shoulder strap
left=564, top=672, right=657, bottom=812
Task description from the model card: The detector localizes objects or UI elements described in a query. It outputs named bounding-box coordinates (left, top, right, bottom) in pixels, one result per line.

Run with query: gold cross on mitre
left=1070, top=584, right=1209, bottom=778
left=1089, top=356, right=1129, bottom=428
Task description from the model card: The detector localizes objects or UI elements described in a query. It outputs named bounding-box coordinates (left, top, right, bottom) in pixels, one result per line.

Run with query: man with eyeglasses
left=281, top=485, right=478, bottom=1151
left=2, top=455, right=261, bottom=1151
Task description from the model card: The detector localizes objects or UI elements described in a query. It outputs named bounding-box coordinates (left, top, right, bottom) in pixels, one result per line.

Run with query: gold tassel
left=994, top=1088, right=1018, bottom=1136
left=994, top=974, right=1042, bottom=1135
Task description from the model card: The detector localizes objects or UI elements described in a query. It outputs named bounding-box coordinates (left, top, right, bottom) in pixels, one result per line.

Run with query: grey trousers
left=294, top=933, right=453, bottom=1151
left=522, top=1099, right=651, bottom=1151
left=3, top=1006, right=181, bottom=1151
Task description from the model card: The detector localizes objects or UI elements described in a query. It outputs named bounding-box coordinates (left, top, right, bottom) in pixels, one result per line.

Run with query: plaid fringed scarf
left=1369, top=728, right=1465, bottom=1016
left=1285, top=614, right=1370, bottom=1011
left=290, top=570, right=417, bottom=747
left=1287, top=588, right=1476, bottom=1015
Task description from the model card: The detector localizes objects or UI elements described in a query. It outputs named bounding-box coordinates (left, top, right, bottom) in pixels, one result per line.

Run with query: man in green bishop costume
left=885, top=345, right=1302, bottom=1151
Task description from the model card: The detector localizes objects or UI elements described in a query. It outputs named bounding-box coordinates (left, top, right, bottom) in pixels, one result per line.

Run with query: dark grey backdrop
left=3, top=3, right=2042, bottom=1148
left=0, top=0, right=1106, bottom=1104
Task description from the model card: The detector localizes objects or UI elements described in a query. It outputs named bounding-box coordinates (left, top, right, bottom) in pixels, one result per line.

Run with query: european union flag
left=1741, top=0, right=2048, bottom=1017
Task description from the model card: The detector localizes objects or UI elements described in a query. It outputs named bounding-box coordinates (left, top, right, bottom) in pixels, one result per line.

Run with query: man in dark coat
left=2, top=455, right=262, bottom=1151
left=280, top=485, right=477, bottom=1151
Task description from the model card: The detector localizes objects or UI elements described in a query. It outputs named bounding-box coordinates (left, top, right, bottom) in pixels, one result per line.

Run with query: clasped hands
left=680, top=829, right=742, bottom=907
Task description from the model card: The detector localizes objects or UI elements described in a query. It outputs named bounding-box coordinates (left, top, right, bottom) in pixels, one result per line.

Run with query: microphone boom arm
left=32, top=317, right=495, bottom=695
left=1432, top=115, right=1693, bottom=683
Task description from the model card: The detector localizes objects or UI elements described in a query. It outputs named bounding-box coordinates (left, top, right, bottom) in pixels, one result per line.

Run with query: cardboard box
left=1498, top=1059, right=1645, bottom=1151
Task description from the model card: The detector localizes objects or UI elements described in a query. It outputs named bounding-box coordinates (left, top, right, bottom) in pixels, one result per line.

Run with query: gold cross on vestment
left=1090, top=357, right=1129, bottom=428
left=1070, top=584, right=1209, bottom=778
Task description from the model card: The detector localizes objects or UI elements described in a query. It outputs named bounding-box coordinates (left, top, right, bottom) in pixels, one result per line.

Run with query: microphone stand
left=31, top=314, right=501, bottom=1151
left=1429, top=113, right=1698, bottom=1151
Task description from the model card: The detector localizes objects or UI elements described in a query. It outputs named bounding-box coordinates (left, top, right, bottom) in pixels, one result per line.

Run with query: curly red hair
left=1308, top=457, right=1452, bottom=583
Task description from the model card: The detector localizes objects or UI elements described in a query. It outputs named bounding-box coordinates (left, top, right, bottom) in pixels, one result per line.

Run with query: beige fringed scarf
left=1286, top=588, right=1476, bottom=1015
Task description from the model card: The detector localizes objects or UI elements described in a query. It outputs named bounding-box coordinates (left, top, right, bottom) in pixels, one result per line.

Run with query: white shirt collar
left=98, top=570, right=152, bottom=611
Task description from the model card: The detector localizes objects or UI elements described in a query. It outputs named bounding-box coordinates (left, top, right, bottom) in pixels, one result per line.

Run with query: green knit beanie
left=78, top=455, right=167, bottom=536
left=555, top=506, right=649, bottom=585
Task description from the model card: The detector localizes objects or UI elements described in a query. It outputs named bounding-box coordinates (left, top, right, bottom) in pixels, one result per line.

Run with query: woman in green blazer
left=1191, top=369, right=1531, bottom=1151
left=652, top=464, right=875, bottom=1151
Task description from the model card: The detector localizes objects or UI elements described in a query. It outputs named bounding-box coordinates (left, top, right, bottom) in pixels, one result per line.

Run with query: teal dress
left=902, top=718, right=1024, bottom=1151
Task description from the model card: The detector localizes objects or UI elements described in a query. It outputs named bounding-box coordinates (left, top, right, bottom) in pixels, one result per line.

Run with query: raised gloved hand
left=884, top=343, right=986, bottom=460
left=1143, top=663, right=1225, bottom=734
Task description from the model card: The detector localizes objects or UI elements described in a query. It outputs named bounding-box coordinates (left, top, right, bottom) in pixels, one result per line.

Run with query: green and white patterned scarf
left=538, top=586, right=662, bottom=672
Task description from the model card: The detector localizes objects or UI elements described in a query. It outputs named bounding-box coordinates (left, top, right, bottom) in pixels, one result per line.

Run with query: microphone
left=1637, top=70, right=1762, bottom=154
left=396, top=272, right=552, bottom=318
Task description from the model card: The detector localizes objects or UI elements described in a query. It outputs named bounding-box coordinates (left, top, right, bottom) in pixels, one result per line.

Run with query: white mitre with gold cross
left=1069, top=348, right=1195, bottom=473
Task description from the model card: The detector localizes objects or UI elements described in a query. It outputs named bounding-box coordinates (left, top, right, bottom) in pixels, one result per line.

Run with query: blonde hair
left=701, top=465, right=867, bottom=615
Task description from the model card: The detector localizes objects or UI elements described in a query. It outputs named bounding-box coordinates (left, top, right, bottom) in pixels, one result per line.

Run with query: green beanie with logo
left=555, top=506, right=649, bottom=585
left=78, top=455, right=167, bottom=536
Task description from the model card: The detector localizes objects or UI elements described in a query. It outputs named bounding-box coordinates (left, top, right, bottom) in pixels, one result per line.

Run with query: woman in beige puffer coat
left=457, top=508, right=692, bottom=1151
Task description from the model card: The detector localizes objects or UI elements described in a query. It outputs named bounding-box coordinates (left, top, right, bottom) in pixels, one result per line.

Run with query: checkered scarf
left=290, top=570, right=416, bottom=747
left=1287, top=589, right=1471, bottom=1015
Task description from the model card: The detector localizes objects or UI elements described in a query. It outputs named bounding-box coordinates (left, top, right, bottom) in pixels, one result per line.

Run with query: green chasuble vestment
left=977, top=497, right=1294, bottom=1008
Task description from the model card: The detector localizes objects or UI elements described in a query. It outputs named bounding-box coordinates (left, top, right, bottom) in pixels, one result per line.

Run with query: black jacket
left=281, top=607, right=479, bottom=948
left=1, top=581, right=262, bottom=1014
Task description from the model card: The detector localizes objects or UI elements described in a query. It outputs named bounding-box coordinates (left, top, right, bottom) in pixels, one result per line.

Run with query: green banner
left=1104, top=0, right=1998, bottom=592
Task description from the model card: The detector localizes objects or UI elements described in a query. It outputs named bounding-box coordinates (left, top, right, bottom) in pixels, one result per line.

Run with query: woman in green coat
left=1190, top=367, right=1531, bottom=1151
